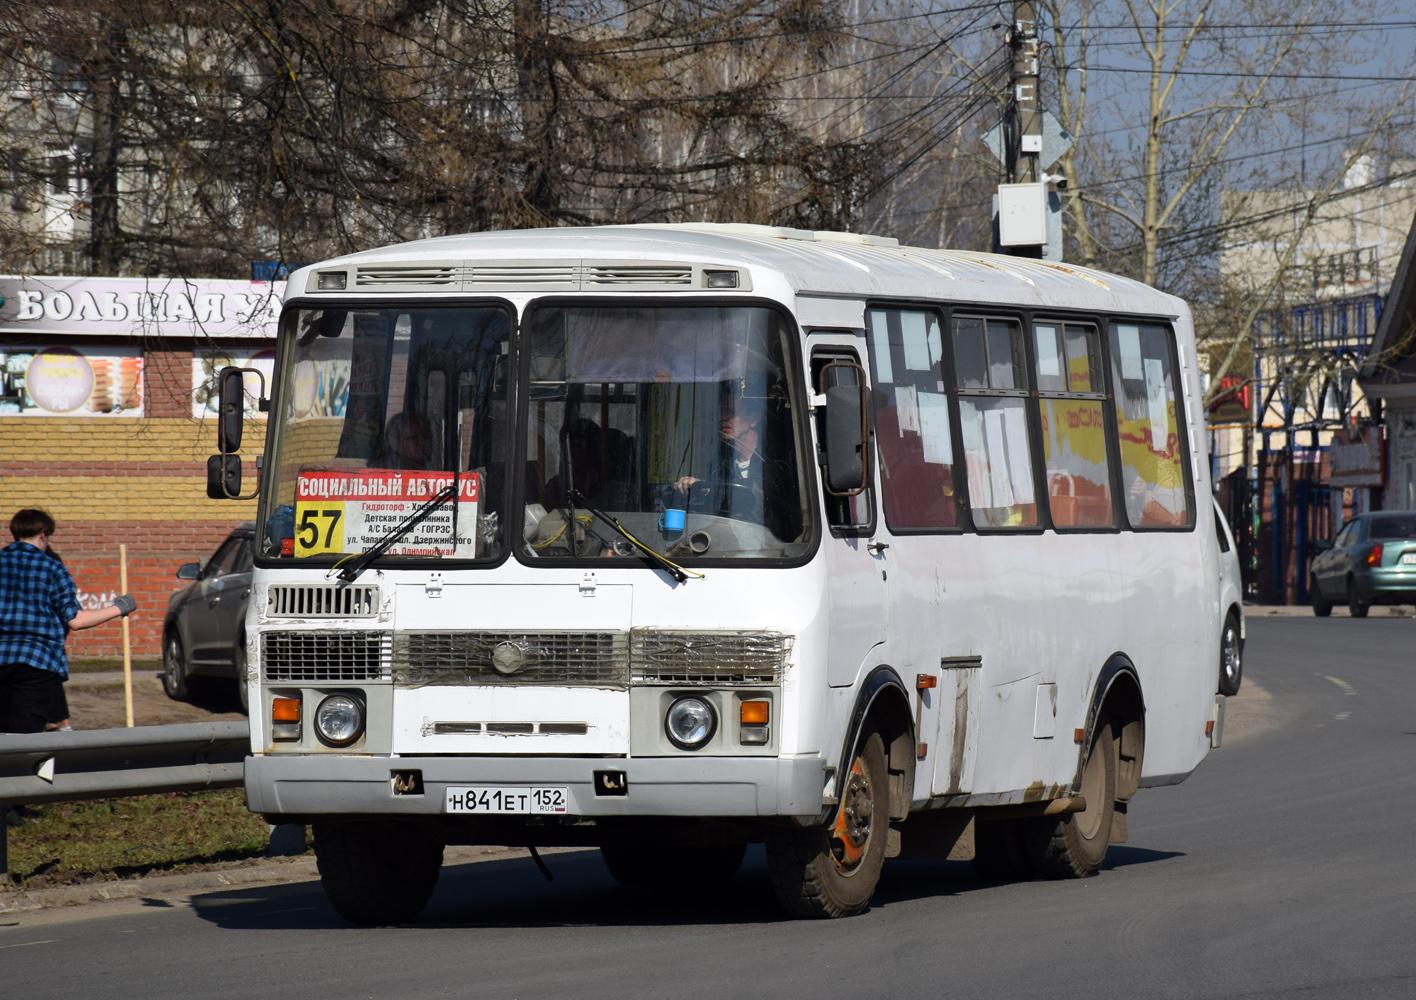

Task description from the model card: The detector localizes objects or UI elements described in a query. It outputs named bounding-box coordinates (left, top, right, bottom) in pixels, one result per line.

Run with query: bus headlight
left=665, top=696, right=716, bottom=750
left=314, top=694, right=364, bottom=747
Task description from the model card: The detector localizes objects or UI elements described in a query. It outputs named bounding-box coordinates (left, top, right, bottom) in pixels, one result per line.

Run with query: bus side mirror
left=207, top=455, right=242, bottom=499
left=217, top=366, right=245, bottom=453
left=823, top=383, right=868, bottom=494
left=207, top=366, right=266, bottom=501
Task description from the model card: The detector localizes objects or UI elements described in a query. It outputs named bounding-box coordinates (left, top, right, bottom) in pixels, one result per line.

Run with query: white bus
left=211, top=223, right=1223, bottom=922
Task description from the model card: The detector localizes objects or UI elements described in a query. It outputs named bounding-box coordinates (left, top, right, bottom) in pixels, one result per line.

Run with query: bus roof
left=289, top=223, right=1184, bottom=319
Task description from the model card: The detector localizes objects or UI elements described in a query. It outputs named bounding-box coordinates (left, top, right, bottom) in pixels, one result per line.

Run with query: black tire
left=162, top=631, right=189, bottom=701
left=1218, top=611, right=1243, bottom=696
left=1347, top=577, right=1370, bottom=618
left=600, top=842, right=746, bottom=889
left=234, top=631, right=249, bottom=715
left=1311, top=576, right=1332, bottom=617
left=312, top=821, right=444, bottom=925
left=1024, top=722, right=1116, bottom=878
left=970, top=819, right=1033, bottom=881
left=765, top=729, right=888, bottom=918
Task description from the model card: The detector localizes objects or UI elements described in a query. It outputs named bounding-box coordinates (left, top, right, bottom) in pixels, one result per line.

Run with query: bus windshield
left=260, top=304, right=513, bottom=561
left=521, top=304, right=812, bottom=563
left=259, top=301, right=813, bottom=565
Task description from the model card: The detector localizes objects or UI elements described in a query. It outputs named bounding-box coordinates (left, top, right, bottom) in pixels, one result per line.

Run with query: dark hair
left=10, top=508, right=56, bottom=541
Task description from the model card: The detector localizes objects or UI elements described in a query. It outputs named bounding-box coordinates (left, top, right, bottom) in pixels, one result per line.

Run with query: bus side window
left=812, top=350, right=874, bottom=534
left=1034, top=321, right=1114, bottom=528
left=865, top=307, right=958, bottom=530
left=952, top=315, right=1038, bottom=529
left=1108, top=322, right=1193, bottom=528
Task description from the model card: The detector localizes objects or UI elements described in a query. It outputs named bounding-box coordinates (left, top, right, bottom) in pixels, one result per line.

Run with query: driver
left=674, top=392, right=795, bottom=537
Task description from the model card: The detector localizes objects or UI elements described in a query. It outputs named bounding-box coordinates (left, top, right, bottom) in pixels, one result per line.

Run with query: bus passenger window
left=952, top=316, right=1037, bottom=529
left=1034, top=322, right=1113, bottom=528
left=1108, top=323, right=1192, bottom=527
left=866, top=308, right=957, bottom=530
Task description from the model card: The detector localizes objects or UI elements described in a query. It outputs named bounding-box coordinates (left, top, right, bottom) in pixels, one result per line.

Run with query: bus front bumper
left=245, top=752, right=828, bottom=821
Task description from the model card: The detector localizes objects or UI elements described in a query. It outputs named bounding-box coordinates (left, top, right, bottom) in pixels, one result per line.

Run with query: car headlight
left=665, top=696, right=716, bottom=750
left=314, top=694, right=364, bottom=747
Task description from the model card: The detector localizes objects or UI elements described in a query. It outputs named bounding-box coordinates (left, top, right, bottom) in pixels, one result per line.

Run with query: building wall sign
left=1, top=345, right=144, bottom=416
left=0, top=276, right=283, bottom=339
left=193, top=348, right=276, bottom=418
left=1329, top=426, right=1385, bottom=487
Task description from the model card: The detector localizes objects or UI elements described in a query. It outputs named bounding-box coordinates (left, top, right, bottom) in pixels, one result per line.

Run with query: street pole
left=1007, top=2, right=1041, bottom=186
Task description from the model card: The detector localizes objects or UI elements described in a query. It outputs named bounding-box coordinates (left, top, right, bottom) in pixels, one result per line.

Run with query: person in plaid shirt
left=0, top=509, right=137, bottom=735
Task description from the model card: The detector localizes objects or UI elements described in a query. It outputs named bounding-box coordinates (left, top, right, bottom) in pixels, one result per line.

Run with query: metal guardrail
left=0, top=722, right=250, bottom=883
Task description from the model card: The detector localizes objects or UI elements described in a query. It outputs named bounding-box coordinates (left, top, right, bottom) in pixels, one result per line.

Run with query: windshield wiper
left=337, top=483, right=457, bottom=582
left=567, top=489, right=702, bottom=583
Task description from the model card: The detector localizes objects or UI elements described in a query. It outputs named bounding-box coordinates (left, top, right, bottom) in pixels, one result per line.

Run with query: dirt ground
left=64, top=663, right=246, bottom=730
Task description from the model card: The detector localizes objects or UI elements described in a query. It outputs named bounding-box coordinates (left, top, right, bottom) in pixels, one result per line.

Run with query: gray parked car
left=161, top=522, right=254, bottom=711
left=1310, top=511, right=1416, bottom=617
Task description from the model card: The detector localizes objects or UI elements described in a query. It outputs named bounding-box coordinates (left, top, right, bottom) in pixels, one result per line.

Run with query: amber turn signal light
left=740, top=700, right=770, bottom=725
left=272, top=697, right=301, bottom=722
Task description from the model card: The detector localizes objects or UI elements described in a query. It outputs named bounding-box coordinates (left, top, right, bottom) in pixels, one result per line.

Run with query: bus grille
left=629, top=630, right=790, bottom=685
left=262, top=631, right=392, bottom=682
left=267, top=584, right=378, bottom=618
left=393, top=631, right=629, bottom=687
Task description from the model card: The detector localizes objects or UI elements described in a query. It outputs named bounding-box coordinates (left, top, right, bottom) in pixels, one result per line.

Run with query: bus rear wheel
left=313, top=821, right=444, bottom=925
left=765, top=729, right=888, bottom=918
left=1025, top=721, right=1116, bottom=878
left=600, top=842, right=746, bottom=889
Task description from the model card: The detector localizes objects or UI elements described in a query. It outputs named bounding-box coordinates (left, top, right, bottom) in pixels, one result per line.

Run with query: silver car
left=1214, top=499, right=1245, bottom=696
left=161, top=522, right=254, bottom=712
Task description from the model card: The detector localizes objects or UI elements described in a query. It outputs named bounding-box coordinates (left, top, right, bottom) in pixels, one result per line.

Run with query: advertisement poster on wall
left=192, top=349, right=277, bottom=418
left=0, top=345, right=144, bottom=416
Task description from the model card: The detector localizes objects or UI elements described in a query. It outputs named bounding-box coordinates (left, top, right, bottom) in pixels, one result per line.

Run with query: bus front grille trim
left=393, top=632, right=630, bottom=687
left=262, top=631, right=393, bottom=682
left=629, top=630, right=791, bottom=685
left=267, top=584, right=379, bottom=618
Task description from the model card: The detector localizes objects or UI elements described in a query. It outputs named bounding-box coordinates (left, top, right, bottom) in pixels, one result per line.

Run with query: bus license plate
left=445, top=786, right=569, bottom=815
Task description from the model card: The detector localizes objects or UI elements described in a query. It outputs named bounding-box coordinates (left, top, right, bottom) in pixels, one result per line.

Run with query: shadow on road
left=189, top=841, right=1185, bottom=931
left=1101, top=845, right=1185, bottom=870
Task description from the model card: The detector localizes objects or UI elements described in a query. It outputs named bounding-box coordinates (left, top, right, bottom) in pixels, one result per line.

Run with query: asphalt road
left=5, top=617, right=1415, bottom=1000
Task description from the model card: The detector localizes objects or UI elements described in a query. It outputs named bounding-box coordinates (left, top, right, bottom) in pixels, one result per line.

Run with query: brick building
left=0, top=275, right=279, bottom=658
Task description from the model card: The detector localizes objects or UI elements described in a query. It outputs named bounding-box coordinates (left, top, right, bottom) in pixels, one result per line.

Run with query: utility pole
left=983, top=1, right=1069, bottom=259
left=1006, top=3, right=1041, bottom=187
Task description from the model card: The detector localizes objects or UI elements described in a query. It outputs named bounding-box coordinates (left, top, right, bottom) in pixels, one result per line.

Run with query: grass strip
left=4, top=789, right=278, bottom=890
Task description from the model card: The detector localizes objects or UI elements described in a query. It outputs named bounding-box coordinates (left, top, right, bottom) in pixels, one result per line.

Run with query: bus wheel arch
left=763, top=667, right=912, bottom=918
left=1025, top=655, right=1145, bottom=879
left=1083, top=654, right=1145, bottom=809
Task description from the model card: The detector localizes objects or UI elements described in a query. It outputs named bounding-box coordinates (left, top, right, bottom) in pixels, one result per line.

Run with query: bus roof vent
left=355, top=265, right=459, bottom=287
left=583, top=263, right=693, bottom=286
left=466, top=263, right=578, bottom=289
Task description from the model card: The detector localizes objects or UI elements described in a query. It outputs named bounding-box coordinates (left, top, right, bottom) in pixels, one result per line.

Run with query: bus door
left=861, top=305, right=982, bottom=796
left=810, top=339, right=889, bottom=688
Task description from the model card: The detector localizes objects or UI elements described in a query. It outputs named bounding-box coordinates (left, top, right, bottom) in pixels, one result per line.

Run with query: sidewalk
left=1244, top=602, right=1414, bottom=618
left=0, top=844, right=584, bottom=915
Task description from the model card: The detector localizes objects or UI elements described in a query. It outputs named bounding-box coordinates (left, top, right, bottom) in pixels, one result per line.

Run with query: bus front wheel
left=765, top=729, right=889, bottom=918
left=1025, top=721, right=1116, bottom=878
left=312, top=821, right=444, bottom=925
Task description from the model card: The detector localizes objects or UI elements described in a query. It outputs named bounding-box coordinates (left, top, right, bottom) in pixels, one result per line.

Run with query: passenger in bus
left=381, top=412, right=432, bottom=470
left=673, top=394, right=796, bottom=539
left=545, top=417, right=636, bottom=511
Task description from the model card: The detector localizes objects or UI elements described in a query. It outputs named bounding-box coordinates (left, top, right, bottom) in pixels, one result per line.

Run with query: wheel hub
left=830, top=758, right=873, bottom=871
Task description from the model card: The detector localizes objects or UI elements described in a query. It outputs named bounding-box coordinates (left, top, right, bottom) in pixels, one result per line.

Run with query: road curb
left=0, top=844, right=576, bottom=915
left=0, top=856, right=321, bottom=915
